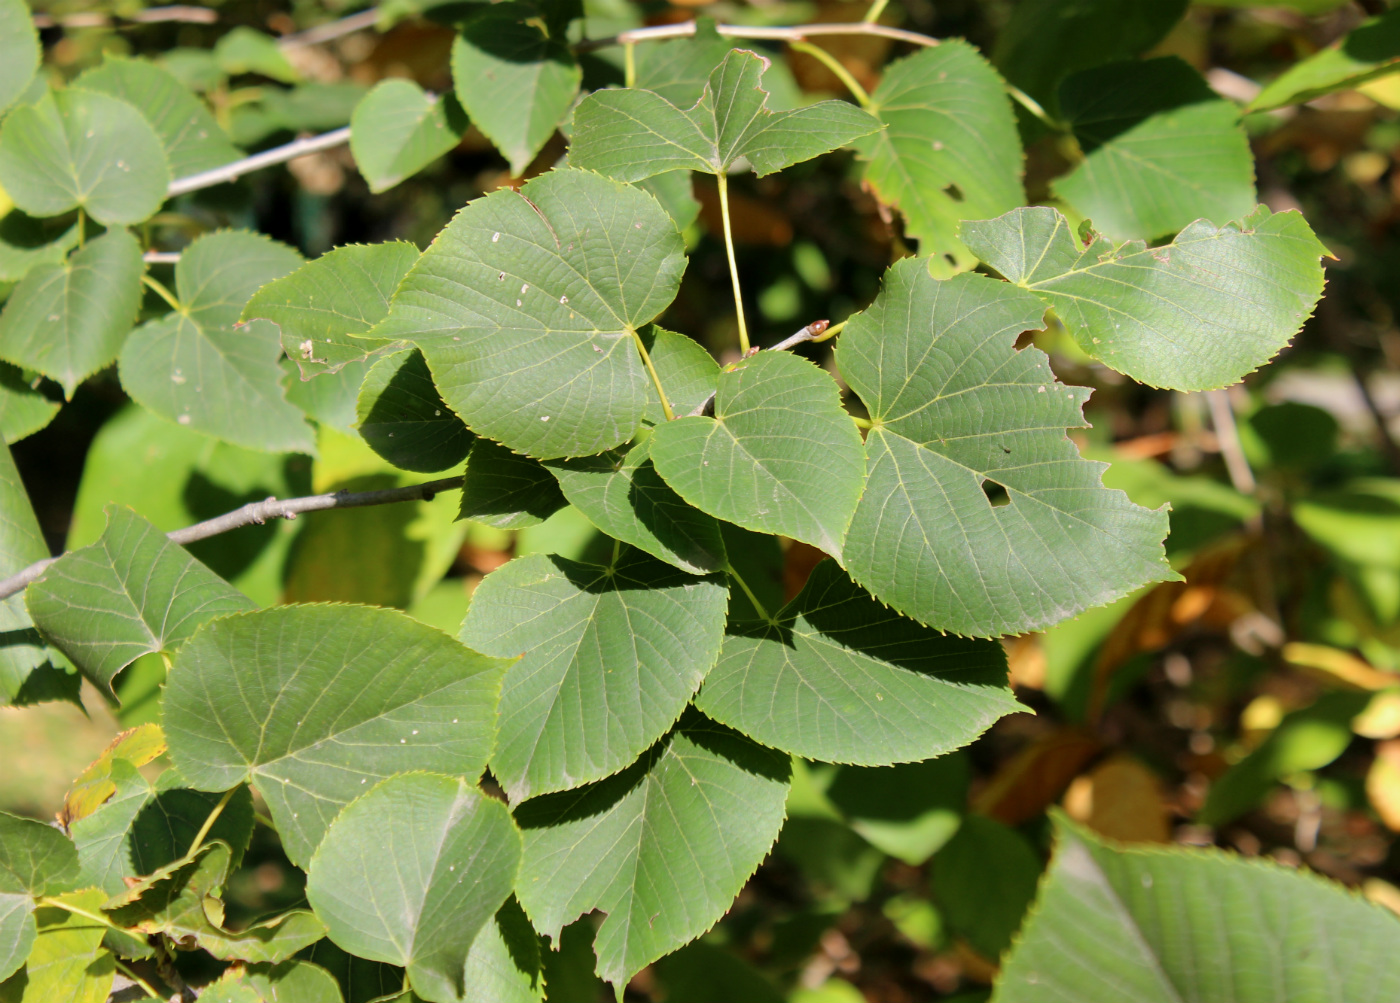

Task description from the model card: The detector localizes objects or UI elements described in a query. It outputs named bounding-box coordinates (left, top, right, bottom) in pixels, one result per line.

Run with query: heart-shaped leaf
left=1053, top=58, right=1255, bottom=241
left=26, top=506, right=255, bottom=699
left=357, top=350, right=474, bottom=474
left=351, top=80, right=468, bottom=193
left=570, top=48, right=879, bottom=181
left=696, top=560, right=1020, bottom=764
left=514, top=712, right=790, bottom=987
left=306, top=773, right=521, bottom=1003
left=0, top=228, right=144, bottom=398
left=961, top=204, right=1329, bottom=391
left=0, top=88, right=170, bottom=226
left=74, top=56, right=241, bottom=177
left=0, top=811, right=80, bottom=982
left=835, top=262, right=1175, bottom=636
left=119, top=230, right=314, bottom=453
left=0, top=0, right=39, bottom=118
left=461, top=549, right=728, bottom=800
left=372, top=168, right=685, bottom=459
left=451, top=4, right=580, bottom=175
left=650, top=350, right=864, bottom=558
left=459, top=439, right=566, bottom=530
left=855, top=43, right=1024, bottom=271
left=163, top=604, right=507, bottom=867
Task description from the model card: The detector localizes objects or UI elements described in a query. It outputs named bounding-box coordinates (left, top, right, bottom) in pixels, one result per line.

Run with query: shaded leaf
left=74, top=56, right=241, bottom=177
left=826, top=755, right=969, bottom=865
left=0, top=0, right=39, bottom=118
left=1251, top=8, right=1400, bottom=112
left=462, top=549, right=728, bottom=800
left=25, top=506, right=255, bottom=700
left=0, top=89, right=169, bottom=226
left=0, top=214, right=78, bottom=285
left=0, top=228, right=144, bottom=398
left=162, top=603, right=507, bottom=867
left=1054, top=58, right=1255, bottom=241
left=633, top=20, right=732, bottom=106
left=697, top=560, right=1019, bottom=764
left=835, top=263, right=1174, bottom=636
left=994, top=814, right=1400, bottom=1002
left=650, top=350, right=864, bottom=558
left=243, top=240, right=413, bottom=380
left=214, top=28, right=298, bottom=84
left=931, top=814, right=1041, bottom=959
left=961, top=204, right=1328, bottom=391
left=459, top=440, right=566, bottom=530
left=351, top=80, right=468, bottom=193
left=372, top=169, right=685, bottom=459
left=0, top=441, right=56, bottom=706
left=514, top=712, right=790, bottom=987
left=0, top=365, right=59, bottom=445
left=307, top=773, right=520, bottom=1003
left=119, top=230, right=313, bottom=453
left=464, top=898, right=543, bottom=1003
left=570, top=48, right=879, bottom=181
left=0, top=811, right=80, bottom=983
left=855, top=43, right=1024, bottom=271
left=451, top=5, right=580, bottom=174
left=357, top=350, right=474, bottom=474
left=0, top=888, right=114, bottom=1003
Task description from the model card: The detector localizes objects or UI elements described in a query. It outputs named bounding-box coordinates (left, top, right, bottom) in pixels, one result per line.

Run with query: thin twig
left=167, top=127, right=351, bottom=197
left=688, top=320, right=830, bottom=416
left=575, top=21, right=938, bottom=53
left=0, top=476, right=463, bottom=601
left=279, top=8, right=381, bottom=48
left=143, top=251, right=182, bottom=265
left=33, top=5, right=217, bottom=28
left=1206, top=389, right=1257, bottom=495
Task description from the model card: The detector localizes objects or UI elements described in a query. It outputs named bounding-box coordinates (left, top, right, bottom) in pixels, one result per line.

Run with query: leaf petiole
left=716, top=173, right=750, bottom=354
left=141, top=274, right=182, bottom=313
left=629, top=328, right=675, bottom=420
left=624, top=41, right=636, bottom=88
left=789, top=40, right=872, bottom=109
left=185, top=785, right=237, bottom=859
left=727, top=565, right=773, bottom=623
left=863, top=0, right=891, bottom=23
left=113, top=959, right=166, bottom=1001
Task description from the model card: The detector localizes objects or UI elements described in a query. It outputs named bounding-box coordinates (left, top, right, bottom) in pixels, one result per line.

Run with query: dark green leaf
left=0, top=441, right=56, bottom=706
left=306, top=773, right=520, bottom=1003
left=835, top=263, right=1175, bottom=636
left=462, top=549, right=728, bottom=800
left=514, top=712, right=790, bottom=987
left=825, top=755, right=969, bottom=865
left=357, top=350, right=474, bottom=474
left=0, top=228, right=144, bottom=398
left=931, top=814, right=1040, bottom=959
left=351, top=80, right=468, bottom=193
left=459, top=439, right=566, bottom=530
left=372, top=169, right=685, bottom=459
left=162, top=604, right=507, bottom=867
left=961, top=205, right=1329, bottom=391
left=0, top=365, right=59, bottom=446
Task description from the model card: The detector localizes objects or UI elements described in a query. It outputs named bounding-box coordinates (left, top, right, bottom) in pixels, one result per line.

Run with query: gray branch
left=0, top=476, right=464, bottom=602
left=687, top=320, right=831, bottom=417
left=576, top=20, right=938, bottom=53
left=167, top=127, right=352, bottom=198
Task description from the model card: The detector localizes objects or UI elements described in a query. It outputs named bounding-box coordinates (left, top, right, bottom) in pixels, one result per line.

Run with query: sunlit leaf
left=306, top=773, right=520, bottom=1003
left=120, top=230, right=314, bottom=453
left=214, top=28, right=298, bottom=84
left=961, top=205, right=1329, bottom=391
left=835, top=263, right=1175, bottom=636
left=514, top=712, right=790, bottom=987
left=372, top=168, right=685, bottom=459
left=0, top=811, right=80, bottom=983
left=0, top=0, right=39, bottom=118
left=357, top=350, right=474, bottom=474
left=0, top=228, right=144, bottom=398
left=1, top=888, right=114, bottom=1003
left=1251, top=8, right=1400, bottom=112
left=462, top=549, right=728, bottom=800
left=464, top=898, right=543, bottom=1003
left=162, top=604, right=507, bottom=867
left=697, top=560, right=1020, bottom=763
left=198, top=960, right=344, bottom=1003
left=0, top=89, right=170, bottom=226
left=459, top=439, right=566, bottom=530
left=59, top=722, right=167, bottom=827
left=351, top=80, right=468, bottom=193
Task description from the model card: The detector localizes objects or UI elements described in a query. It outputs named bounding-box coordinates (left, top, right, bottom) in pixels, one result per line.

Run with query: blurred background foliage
left=7, top=0, right=1400, bottom=999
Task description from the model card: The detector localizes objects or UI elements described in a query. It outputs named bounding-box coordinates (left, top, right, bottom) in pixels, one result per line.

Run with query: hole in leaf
left=943, top=183, right=965, bottom=203
left=981, top=478, right=1011, bottom=508
left=1014, top=328, right=1037, bottom=351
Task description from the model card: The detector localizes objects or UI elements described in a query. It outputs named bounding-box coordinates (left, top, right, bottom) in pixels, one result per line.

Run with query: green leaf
left=262, top=83, right=367, bottom=133
left=649, top=350, right=864, bottom=558
left=199, top=960, right=344, bottom=1003
left=459, top=439, right=566, bottom=530
left=825, top=755, right=969, bottom=865
left=514, top=712, right=790, bottom=987
left=1251, top=8, right=1400, bottom=112
left=993, top=813, right=1400, bottom=1002
left=462, top=549, right=728, bottom=800
left=0, top=441, right=57, bottom=707
left=0, top=0, right=39, bottom=118
left=451, top=5, right=580, bottom=174
left=351, top=80, right=468, bottom=193
left=25, top=506, right=254, bottom=700
left=0, top=89, right=170, bottom=226
left=0, top=888, right=114, bottom=1003
left=307, top=773, right=521, bottom=1003
left=243, top=241, right=413, bottom=381
left=0, top=214, right=79, bottom=284
left=372, top=168, right=685, bottom=460
left=162, top=604, right=508, bottom=867
left=961, top=205, right=1329, bottom=391
left=855, top=43, right=1024, bottom=271
left=0, top=365, right=59, bottom=445
left=697, top=560, right=1019, bottom=764
left=0, top=228, right=144, bottom=398
left=991, top=0, right=1188, bottom=116
left=464, top=898, right=543, bottom=1003
left=835, top=263, right=1175, bottom=636
left=632, top=20, right=732, bottom=107
left=1053, top=58, right=1255, bottom=241
left=0, top=811, right=80, bottom=983
left=74, top=56, right=240, bottom=178
left=570, top=48, right=880, bottom=181
left=119, top=230, right=314, bottom=453
left=214, top=28, right=299, bottom=84
left=931, top=814, right=1041, bottom=959
left=357, top=350, right=474, bottom=474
